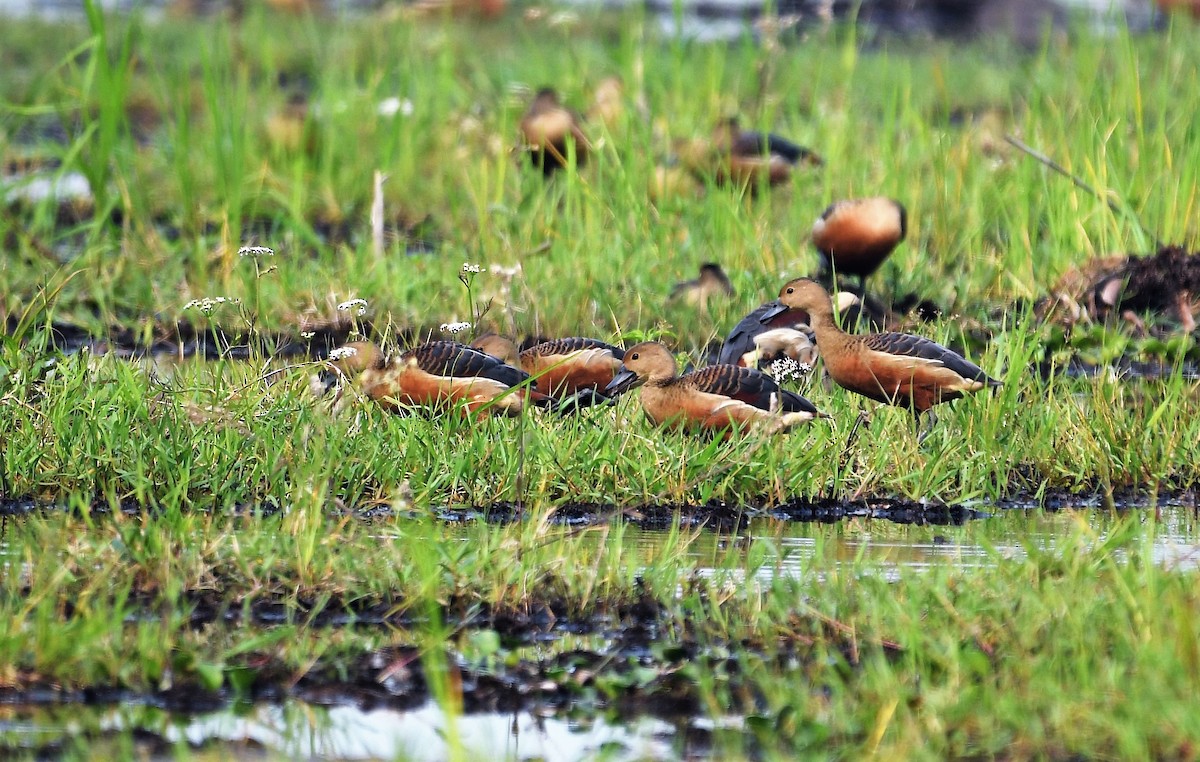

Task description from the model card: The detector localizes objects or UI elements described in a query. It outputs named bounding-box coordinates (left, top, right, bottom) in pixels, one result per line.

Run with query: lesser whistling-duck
left=813, top=197, right=907, bottom=290
left=604, top=341, right=826, bottom=435
left=669, top=263, right=736, bottom=310
left=1156, top=0, right=1200, bottom=19
left=717, top=291, right=860, bottom=368
left=520, top=88, right=591, bottom=175
left=707, top=117, right=821, bottom=190
left=471, top=334, right=625, bottom=397
left=737, top=328, right=817, bottom=369
left=323, top=340, right=546, bottom=416
left=771, top=278, right=1001, bottom=415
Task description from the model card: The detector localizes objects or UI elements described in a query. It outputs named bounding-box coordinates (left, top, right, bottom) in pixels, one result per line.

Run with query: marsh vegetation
left=2, top=2, right=1200, bottom=758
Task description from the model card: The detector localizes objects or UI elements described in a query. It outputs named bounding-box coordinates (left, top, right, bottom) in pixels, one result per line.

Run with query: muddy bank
left=2, top=484, right=1196, bottom=525
left=1038, top=245, right=1200, bottom=334
left=0, top=492, right=981, bottom=526
left=0, top=589, right=845, bottom=732
left=461, top=496, right=984, bottom=528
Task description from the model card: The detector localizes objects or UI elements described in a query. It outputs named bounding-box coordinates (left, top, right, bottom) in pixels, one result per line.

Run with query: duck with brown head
left=520, top=88, right=591, bottom=175
left=669, top=263, right=736, bottom=310
left=711, top=116, right=821, bottom=191
left=604, top=341, right=826, bottom=436
left=321, top=340, right=546, bottom=416
left=771, top=278, right=1001, bottom=420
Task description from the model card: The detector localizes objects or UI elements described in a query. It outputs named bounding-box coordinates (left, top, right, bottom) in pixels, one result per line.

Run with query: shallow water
left=2, top=700, right=711, bottom=760
left=679, top=502, right=1200, bottom=581
left=3, top=502, right=1196, bottom=759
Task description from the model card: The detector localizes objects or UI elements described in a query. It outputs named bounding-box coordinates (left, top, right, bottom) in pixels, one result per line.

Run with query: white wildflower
left=328, top=346, right=359, bottom=361
left=768, top=357, right=812, bottom=383
left=440, top=321, right=472, bottom=335
left=183, top=297, right=240, bottom=316
left=238, top=245, right=274, bottom=257
left=337, top=299, right=369, bottom=316
left=461, top=262, right=482, bottom=274
left=300, top=331, right=315, bottom=339
left=378, top=97, right=414, bottom=118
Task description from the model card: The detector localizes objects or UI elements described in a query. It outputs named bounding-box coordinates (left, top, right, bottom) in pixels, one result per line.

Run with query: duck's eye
left=631, top=352, right=639, bottom=360
left=786, top=287, right=794, bottom=294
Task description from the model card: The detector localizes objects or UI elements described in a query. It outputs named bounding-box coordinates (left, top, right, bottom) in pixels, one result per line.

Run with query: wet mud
left=451, top=496, right=985, bottom=529
left=0, top=590, right=782, bottom=734
left=3, top=484, right=1196, bottom=526
left=1037, top=245, right=1200, bottom=333
left=0, top=492, right=983, bottom=526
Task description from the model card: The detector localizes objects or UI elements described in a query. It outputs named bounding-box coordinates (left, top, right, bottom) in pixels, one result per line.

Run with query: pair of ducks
left=326, top=279, right=1000, bottom=435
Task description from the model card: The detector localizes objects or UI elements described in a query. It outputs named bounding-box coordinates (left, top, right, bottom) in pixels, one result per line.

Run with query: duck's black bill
left=603, top=367, right=642, bottom=397
left=316, top=368, right=341, bottom=396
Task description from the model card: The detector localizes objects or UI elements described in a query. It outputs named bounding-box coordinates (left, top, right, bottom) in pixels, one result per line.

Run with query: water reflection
left=170, top=702, right=677, bottom=760
left=625, top=504, right=1200, bottom=584
left=0, top=701, right=688, bottom=761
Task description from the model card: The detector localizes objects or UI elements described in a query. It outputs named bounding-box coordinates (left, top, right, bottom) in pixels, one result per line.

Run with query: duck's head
left=776, top=278, right=833, bottom=317
left=603, top=341, right=678, bottom=396
left=698, top=262, right=734, bottom=292
left=316, top=341, right=385, bottom=395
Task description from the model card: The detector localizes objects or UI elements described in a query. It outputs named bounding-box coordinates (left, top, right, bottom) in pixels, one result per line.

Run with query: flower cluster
left=461, top=262, right=482, bottom=274
left=767, top=357, right=812, bottom=384
left=184, top=297, right=240, bottom=316
left=328, top=346, right=359, bottom=361
left=337, top=299, right=369, bottom=316
left=440, top=321, right=472, bottom=335
left=238, top=245, right=274, bottom=257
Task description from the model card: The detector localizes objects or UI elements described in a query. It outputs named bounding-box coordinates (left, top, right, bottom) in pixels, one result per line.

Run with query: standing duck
left=520, top=88, right=591, bottom=175
left=712, top=116, right=821, bottom=189
left=771, top=278, right=1001, bottom=416
left=812, top=197, right=907, bottom=291
left=604, top=341, right=826, bottom=435
left=678, top=117, right=820, bottom=192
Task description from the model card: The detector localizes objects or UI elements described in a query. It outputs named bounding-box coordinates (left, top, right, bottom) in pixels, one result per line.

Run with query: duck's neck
left=806, top=304, right=850, bottom=348
left=647, top=373, right=677, bottom=389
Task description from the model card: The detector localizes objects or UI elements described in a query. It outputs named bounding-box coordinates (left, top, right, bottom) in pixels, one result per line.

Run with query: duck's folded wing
left=861, top=333, right=994, bottom=384
left=410, top=341, right=530, bottom=387
left=729, top=130, right=816, bottom=164
left=684, top=365, right=782, bottom=411
left=526, top=337, right=623, bottom=359
left=718, top=301, right=806, bottom=365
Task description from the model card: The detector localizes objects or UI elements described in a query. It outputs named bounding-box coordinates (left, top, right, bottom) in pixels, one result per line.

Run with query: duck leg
left=839, top=409, right=872, bottom=470
left=915, top=408, right=938, bottom=445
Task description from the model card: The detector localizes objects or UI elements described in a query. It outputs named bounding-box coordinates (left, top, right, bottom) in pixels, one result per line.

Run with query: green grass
left=3, top=4, right=1200, bottom=760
